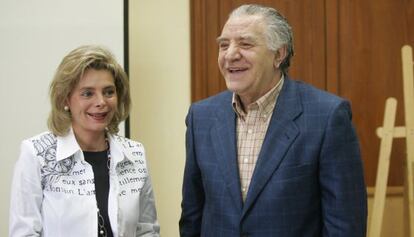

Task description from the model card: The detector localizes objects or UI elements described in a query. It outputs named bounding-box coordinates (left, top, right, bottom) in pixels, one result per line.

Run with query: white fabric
left=9, top=128, right=160, bottom=237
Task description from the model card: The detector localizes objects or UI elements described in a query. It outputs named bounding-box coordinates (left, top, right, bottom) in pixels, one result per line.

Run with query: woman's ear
left=274, top=45, right=287, bottom=69
left=64, top=98, right=70, bottom=111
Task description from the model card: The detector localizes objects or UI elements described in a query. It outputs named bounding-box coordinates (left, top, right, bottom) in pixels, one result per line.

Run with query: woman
left=9, top=45, right=160, bottom=236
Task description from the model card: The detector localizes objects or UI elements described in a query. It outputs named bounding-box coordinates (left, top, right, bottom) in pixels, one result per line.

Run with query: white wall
left=129, top=0, right=191, bottom=236
left=0, top=1, right=124, bottom=235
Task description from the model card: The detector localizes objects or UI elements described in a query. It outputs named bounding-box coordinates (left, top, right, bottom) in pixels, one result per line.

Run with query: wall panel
left=190, top=0, right=414, bottom=187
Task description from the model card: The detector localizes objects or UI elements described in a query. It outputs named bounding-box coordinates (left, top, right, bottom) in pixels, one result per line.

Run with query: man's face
left=217, top=15, right=279, bottom=104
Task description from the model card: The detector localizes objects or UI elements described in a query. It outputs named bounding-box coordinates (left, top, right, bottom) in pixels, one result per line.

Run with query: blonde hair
left=47, top=45, right=131, bottom=136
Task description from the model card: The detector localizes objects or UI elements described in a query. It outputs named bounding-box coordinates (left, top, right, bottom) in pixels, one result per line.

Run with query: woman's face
left=67, top=69, right=118, bottom=138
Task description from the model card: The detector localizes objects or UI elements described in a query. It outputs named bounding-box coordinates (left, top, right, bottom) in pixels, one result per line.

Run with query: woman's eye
left=104, top=89, right=116, bottom=97
left=81, top=90, right=93, bottom=97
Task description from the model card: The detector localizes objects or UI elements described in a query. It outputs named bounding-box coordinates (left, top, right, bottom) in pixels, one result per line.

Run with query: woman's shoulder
left=110, top=134, right=145, bottom=155
left=24, top=130, right=55, bottom=140
left=110, top=134, right=148, bottom=166
left=111, top=134, right=143, bottom=147
left=18, top=131, right=58, bottom=165
left=21, top=131, right=57, bottom=150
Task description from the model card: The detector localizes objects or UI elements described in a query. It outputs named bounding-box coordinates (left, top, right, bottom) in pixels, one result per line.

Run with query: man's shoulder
left=191, top=90, right=232, bottom=110
left=288, top=78, right=345, bottom=107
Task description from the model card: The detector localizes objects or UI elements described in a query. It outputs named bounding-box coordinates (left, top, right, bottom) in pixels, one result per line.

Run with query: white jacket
left=9, top=129, right=160, bottom=237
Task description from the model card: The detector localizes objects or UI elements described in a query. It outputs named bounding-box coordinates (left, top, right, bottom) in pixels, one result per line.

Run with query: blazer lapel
left=242, top=78, right=302, bottom=218
left=211, top=96, right=243, bottom=211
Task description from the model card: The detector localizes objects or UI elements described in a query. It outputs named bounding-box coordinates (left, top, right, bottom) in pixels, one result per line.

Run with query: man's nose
left=225, top=44, right=241, bottom=61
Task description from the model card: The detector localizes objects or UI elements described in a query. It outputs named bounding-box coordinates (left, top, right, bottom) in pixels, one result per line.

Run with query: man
left=180, top=4, right=367, bottom=237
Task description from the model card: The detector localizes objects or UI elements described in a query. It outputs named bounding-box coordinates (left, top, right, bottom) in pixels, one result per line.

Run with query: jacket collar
left=56, top=127, right=133, bottom=164
left=210, top=76, right=303, bottom=215
left=242, top=75, right=302, bottom=217
left=106, top=133, right=136, bottom=164
left=56, top=128, right=81, bottom=161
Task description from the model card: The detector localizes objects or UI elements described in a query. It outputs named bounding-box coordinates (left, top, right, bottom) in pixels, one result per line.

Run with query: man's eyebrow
left=216, top=35, right=258, bottom=43
left=239, top=35, right=258, bottom=42
left=216, top=36, right=227, bottom=43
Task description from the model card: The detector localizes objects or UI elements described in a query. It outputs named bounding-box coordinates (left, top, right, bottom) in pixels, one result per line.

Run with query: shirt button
left=242, top=188, right=246, bottom=192
left=244, top=158, right=248, bottom=163
left=247, top=129, right=253, bottom=134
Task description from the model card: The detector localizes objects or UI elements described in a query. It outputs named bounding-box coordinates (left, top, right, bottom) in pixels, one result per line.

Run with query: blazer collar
left=210, top=77, right=303, bottom=213
left=211, top=92, right=243, bottom=211
left=241, top=76, right=303, bottom=217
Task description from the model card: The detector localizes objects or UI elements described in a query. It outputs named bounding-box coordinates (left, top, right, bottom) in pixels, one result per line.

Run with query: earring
left=64, top=106, right=69, bottom=111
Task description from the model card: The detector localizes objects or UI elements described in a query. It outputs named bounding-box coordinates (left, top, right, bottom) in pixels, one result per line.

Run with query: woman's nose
left=95, top=93, right=106, bottom=107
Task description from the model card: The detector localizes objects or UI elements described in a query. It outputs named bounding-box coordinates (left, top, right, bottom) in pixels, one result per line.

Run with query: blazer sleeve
left=179, top=105, right=205, bottom=237
left=319, top=100, right=368, bottom=237
left=137, top=173, right=160, bottom=237
left=9, top=140, right=43, bottom=237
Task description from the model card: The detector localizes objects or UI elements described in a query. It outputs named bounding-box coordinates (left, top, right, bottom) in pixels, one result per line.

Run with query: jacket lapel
left=242, top=78, right=302, bottom=218
left=210, top=94, right=243, bottom=211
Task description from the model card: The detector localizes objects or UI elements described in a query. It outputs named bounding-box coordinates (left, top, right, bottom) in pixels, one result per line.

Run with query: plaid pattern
left=232, top=77, right=284, bottom=200
left=180, top=77, right=367, bottom=236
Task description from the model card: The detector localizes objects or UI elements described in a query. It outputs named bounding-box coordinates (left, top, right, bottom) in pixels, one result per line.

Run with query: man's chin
left=225, top=81, right=242, bottom=93
left=226, top=87, right=239, bottom=93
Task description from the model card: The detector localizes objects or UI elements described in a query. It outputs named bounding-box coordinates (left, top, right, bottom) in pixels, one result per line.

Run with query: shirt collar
left=56, top=127, right=81, bottom=161
left=107, top=133, right=135, bottom=164
left=55, top=127, right=134, bottom=164
left=232, top=75, right=284, bottom=119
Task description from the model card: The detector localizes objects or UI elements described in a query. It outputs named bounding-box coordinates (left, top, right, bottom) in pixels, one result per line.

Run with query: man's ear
left=274, top=45, right=287, bottom=69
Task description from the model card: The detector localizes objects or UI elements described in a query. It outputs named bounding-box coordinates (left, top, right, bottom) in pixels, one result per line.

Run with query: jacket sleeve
left=9, top=140, right=43, bottom=236
left=136, top=148, right=160, bottom=237
left=179, top=106, right=205, bottom=237
left=319, top=100, right=368, bottom=236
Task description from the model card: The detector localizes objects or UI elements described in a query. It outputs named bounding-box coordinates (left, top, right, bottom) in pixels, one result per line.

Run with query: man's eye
left=219, top=43, right=229, bottom=50
left=240, top=42, right=253, bottom=48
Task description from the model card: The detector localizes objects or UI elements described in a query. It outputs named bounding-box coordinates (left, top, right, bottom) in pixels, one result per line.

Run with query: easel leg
left=402, top=45, right=414, bottom=237
left=369, top=98, right=397, bottom=237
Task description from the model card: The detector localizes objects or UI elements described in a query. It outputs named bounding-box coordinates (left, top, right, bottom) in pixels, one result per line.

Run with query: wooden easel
left=369, top=45, right=414, bottom=237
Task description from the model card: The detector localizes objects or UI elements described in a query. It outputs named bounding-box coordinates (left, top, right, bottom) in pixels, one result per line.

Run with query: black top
left=84, top=150, right=114, bottom=237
